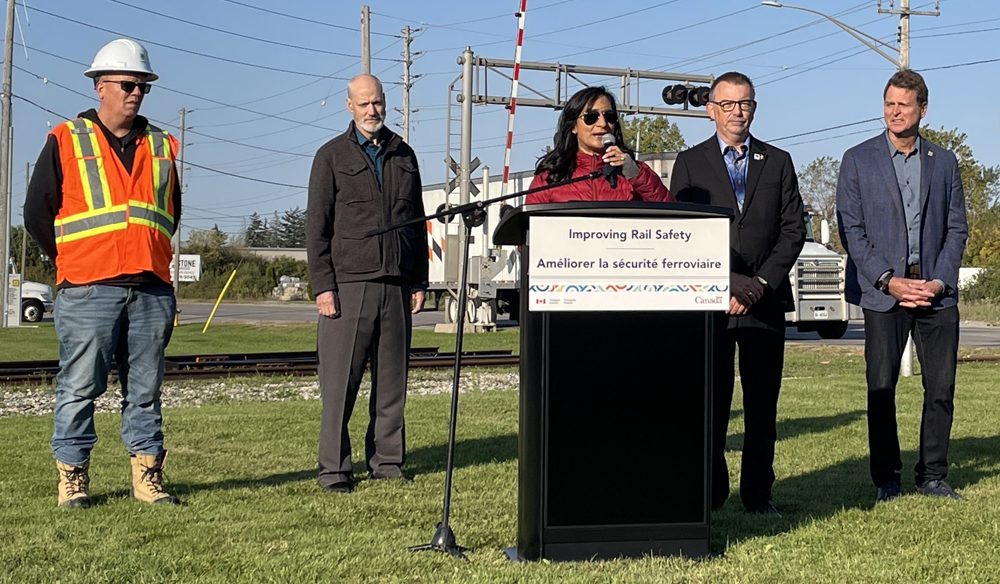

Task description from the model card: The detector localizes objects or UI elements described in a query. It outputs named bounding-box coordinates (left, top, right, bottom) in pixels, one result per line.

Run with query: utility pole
left=173, top=108, right=185, bottom=297
left=878, top=0, right=940, bottom=70
left=19, top=161, right=26, bottom=274
left=361, top=5, right=371, bottom=74
left=401, top=24, right=412, bottom=143
left=0, top=0, right=15, bottom=328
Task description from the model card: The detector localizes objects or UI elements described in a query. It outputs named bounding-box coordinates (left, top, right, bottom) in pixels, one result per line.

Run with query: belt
left=905, top=263, right=920, bottom=279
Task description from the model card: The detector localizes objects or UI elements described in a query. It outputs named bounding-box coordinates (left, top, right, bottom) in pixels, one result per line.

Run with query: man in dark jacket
left=306, top=74, right=429, bottom=493
left=670, top=71, right=805, bottom=516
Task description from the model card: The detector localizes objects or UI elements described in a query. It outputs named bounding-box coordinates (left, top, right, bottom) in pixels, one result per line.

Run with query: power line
left=770, top=117, right=882, bottom=143
left=372, top=0, right=574, bottom=28
left=28, top=6, right=355, bottom=79
left=106, top=0, right=397, bottom=61
left=181, top=159, right=306, bottom=189
left=544, top=5, right=758, bottom=62
left=219, top=0, right=399, bottom=38
left=532, top=1, right=683, bottom=39
left=12, top=93, right=69, bottom=119
left=917, top=57, right=1000, bottom=72
left=783, top=126, right=882, bottom=148
left=656, top=2, right=871, bottom=72
left=11, top=89, right=312, bottom=187
left=23, top=44, right=340, bottom=130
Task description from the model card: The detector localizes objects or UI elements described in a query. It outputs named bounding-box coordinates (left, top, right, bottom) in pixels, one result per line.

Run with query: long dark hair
left=534, top=86, right=633, bottom=184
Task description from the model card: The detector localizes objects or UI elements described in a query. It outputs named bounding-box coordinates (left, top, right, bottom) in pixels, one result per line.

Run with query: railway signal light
left=661, top=84, right=711, bottom=108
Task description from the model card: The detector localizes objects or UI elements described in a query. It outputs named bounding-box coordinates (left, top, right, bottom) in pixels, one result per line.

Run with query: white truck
left=422, top=152, right=859, bottom=338
left=6, top=261, right=54, bottom=323
left=20, top=280, right=54, bottom=323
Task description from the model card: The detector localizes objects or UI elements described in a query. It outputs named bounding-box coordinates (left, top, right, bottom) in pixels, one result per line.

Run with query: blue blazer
left=836, top=132, right=967, bottom=312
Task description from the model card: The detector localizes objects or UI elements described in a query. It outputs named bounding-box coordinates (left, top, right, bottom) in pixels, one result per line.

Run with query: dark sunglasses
left=104, top=80, right=152, bottom=95
left=580, top=109, right=618, bottom=125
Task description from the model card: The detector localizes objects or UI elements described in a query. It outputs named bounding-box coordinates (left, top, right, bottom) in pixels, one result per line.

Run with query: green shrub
left=963, top=267, right=1000, bottom=301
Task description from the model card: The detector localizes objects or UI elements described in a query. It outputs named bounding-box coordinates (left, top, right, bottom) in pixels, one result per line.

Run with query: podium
left=493, top=201, right=733, bottom=561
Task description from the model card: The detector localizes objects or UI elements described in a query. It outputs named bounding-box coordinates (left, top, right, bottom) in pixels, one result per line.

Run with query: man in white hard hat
left=24, top=38, right=182, bottom=508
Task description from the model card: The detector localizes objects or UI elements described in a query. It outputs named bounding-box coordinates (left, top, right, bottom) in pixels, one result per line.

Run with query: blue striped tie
left=725, top=145, right=748, bottom=212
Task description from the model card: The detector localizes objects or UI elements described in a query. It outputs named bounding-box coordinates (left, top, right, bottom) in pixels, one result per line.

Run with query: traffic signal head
left=688, top=86, right=710, bottom=108
left=661, top=84, right=688, bottom=105
left=662, top=84, right=711, bottom=107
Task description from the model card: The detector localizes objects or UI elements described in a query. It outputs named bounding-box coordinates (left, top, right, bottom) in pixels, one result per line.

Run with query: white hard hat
left=84, top=38, right=158, bottom=81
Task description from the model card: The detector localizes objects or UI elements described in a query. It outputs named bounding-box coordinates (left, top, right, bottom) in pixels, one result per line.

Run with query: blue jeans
left=51, top=284, right=175, bottom=465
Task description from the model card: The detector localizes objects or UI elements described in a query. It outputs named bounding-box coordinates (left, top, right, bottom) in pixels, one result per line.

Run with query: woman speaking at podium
left=526, top=86, right=673, bottom=204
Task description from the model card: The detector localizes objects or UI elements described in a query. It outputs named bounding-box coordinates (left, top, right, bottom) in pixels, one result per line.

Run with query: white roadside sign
left=169, top=254, right=202, bottom=283
left=527, top=216, right=730, bottom=311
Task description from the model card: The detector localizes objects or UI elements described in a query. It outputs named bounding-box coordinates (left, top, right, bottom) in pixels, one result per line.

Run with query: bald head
left=347, top=74, right=383, bottom=100
left=346, top=74, right=386, bottom=139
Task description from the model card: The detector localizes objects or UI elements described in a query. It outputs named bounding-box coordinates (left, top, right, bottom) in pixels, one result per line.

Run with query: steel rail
left=0, top=348, right=520, bottom=385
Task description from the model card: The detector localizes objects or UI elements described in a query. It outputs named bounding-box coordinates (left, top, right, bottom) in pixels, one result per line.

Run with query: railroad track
left=0, top=347, right=520, bottom=385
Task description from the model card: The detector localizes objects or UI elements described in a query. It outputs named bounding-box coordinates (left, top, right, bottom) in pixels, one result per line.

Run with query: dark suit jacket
left=670, top=135, right=806, bottom=317
left=836, top=132, right=967, bottom=312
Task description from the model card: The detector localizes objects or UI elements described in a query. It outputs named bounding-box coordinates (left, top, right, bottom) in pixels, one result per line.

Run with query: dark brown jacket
left=306, top=123, right=428, bottom=294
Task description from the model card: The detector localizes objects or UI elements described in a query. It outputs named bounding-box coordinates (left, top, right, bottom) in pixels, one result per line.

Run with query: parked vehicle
left=6, top=260, right=53, bottom=323
left=20, top=280, right=54, bottom=323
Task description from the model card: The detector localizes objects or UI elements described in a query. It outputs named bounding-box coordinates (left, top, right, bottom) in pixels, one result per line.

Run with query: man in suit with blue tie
left=671, top=72, right=805, bottom=516
left=837, top=69, right=967, bottom=502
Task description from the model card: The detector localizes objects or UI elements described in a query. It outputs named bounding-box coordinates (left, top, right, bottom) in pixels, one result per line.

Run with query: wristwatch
left=876, top=270, right=893, bottom=294
left=756, top=276, right=768, bottom=290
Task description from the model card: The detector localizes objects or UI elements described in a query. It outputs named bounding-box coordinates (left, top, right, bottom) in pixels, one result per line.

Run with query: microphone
left=601, top=133, right=620, bottom=188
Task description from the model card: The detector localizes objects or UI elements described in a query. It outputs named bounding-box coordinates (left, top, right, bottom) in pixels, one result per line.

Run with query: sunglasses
left=580, top=109, right=619, bottom=125
left=103, top=80, right=152, bottom=95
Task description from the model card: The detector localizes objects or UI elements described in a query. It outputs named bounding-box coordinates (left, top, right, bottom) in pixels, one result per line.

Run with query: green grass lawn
left=0, top=322, right=520, bottom=362
left=2, top=349, right=1000, bottom=583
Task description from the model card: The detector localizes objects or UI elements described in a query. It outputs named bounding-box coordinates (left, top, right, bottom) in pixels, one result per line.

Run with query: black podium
left=493, top=201, right=733, bottom=561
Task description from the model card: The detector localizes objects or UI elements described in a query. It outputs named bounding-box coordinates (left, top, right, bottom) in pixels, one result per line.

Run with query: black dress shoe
left=744, top=501, right=781, bottom=517
left=876, top=480, right=901, bottom=502
left=322, top=481, right=353, bottom=494
left=916, top=479, right=963, bottom=500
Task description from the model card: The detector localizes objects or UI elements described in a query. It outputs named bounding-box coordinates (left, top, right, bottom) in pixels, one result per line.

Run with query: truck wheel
left=22, top=299, right=44, bottom=323
left=816, top=321, right=849, bottom=339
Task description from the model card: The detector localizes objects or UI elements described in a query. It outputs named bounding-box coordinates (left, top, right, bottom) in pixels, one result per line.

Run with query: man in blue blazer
left=836, top=69, right=967, bottom=502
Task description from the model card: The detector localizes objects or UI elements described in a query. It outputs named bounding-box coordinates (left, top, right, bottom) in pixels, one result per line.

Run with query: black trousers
left=712, top=311, right=786, bottom=509
left=316, top=280, right=412, bottom=487
left=863, top=305, right=959, bottom=487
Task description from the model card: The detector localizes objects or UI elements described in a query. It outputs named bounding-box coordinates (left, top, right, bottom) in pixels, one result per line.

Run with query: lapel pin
left=753, top=152, right=764, bottom=161
left=928, top=150, right=934, bottom=157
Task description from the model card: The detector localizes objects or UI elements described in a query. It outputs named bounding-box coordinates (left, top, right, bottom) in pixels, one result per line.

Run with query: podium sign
left=527, top=216, right=729, bottom=311
left=494, top=202, right=732, bottom=562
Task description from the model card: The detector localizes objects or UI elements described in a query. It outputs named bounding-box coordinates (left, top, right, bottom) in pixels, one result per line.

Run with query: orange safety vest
left=51, top=118, right=177, bottom=285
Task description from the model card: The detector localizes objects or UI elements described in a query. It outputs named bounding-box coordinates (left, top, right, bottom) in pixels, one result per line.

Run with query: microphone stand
left=367, top=169, right=601, bottom=560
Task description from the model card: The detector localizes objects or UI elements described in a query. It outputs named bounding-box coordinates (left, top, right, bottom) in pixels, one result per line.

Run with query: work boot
left=129, top=451, right=180, bottom=504
left=56, top=460, right=92, bottom=508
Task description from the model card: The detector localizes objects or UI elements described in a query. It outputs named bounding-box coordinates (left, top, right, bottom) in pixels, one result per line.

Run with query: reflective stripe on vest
left=53, top=119, right=175, bottom=244
left=129, top=201, right=174, bottom=239
left=147, top=128, right=173, bottom=210
left=54, top=204, right=128, bottom=243
left=66, top=119, right=111, bottom=211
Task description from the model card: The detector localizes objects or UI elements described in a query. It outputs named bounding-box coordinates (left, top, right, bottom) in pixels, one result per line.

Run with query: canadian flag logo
left=535, top=298, right=546, bottom=304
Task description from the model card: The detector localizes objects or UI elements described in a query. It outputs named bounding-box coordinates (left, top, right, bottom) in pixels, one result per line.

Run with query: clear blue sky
left=7, top=0, right=995, bottom=236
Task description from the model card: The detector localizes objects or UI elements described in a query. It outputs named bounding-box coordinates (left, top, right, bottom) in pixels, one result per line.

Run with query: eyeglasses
left=709, top=99, right=756, bottom=112
left=580, top=109, right=619, bottom=125
left=102, top=80, right=152, bottom=95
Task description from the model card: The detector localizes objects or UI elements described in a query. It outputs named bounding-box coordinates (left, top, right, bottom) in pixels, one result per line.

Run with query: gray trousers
left=317, top=280, right=412, bottom=487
